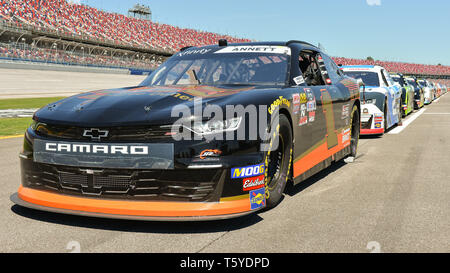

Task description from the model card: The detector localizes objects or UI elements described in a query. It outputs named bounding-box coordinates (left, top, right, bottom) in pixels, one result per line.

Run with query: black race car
left=12, top=40, right=361, bottom=220
left=390, top=73, right=415, bottom=117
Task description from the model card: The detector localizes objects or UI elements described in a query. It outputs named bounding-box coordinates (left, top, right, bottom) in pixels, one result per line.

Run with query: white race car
left=341, top=65, right=402, bottom=135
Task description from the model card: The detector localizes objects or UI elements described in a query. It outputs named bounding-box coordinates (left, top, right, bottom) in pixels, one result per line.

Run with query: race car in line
left=405, top=76, right=425, bottom=109
left=341, top=65, right=402, bottom=135
left=442, top=84, right=448, bottom=95
left=11, top=40, right=361, bottom=221
left=436, top=83, right=446, bottom=97
left=390, top=73, right=415, bottom=116
left=418, top=79, right=434, bottom=105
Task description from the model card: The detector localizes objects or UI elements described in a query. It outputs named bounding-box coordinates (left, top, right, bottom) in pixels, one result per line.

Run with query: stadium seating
left=0, top=0, right=250, bottom=52
left=0, top=0, right=449, bottom=76
left=332, top=57, right=450, bottom=77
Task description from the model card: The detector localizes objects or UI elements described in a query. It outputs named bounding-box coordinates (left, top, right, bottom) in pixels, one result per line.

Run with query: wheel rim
left=350, top=108, right=359, bottom=155
left=266, top=133, right=284, bottom=190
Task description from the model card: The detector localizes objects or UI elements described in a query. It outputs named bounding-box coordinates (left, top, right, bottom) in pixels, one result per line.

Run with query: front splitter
left=11, top=186, right=256, bottom=221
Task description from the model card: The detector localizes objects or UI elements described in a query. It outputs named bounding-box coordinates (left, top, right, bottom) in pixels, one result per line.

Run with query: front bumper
left=12, top=186, right=256, bottom=221
left=360, top=128, right=385, bottom=135
left=15, top=127, right=267, bottom=220
left=360, top=106, right=384, bottom=135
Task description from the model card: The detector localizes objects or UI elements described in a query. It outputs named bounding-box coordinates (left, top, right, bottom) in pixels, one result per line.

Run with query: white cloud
left=366, top=0, right=381, bottom=6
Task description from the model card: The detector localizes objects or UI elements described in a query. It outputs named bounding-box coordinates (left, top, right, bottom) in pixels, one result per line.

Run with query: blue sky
left=76, top=0, right=449, bottom=65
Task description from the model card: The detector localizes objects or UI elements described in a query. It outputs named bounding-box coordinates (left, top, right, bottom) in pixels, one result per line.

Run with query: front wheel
left=264, top=114, right=293, bottom=208
left=397, top=98, right=403, bottom=126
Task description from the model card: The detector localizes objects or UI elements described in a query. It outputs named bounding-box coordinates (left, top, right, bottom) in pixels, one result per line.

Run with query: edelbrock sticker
left=243, top=175, right=265, bottom=191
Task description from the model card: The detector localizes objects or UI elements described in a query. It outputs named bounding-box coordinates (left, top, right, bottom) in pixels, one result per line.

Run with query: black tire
left=397, top=98, right=403, bottom=126
left=383, top=102, right=388, bottom=132
left=263, top=114, right=292, bottom=208
left=349, top=104, right=360, bottom=157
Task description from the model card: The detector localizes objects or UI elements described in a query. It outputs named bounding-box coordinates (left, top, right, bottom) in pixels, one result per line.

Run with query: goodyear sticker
left=231, top=163, right=265, bottom=179
left=375, top=122, right=382, bottom=128
left=268, top=96, right=291, bottom=114
left=250, top=187, right=266, bottom=210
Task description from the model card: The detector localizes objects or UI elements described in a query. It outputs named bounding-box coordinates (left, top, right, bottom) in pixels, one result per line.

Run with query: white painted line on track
left=388, top=108, right=427, bottom=134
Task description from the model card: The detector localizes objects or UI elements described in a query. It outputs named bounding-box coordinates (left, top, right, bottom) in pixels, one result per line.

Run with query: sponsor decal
left=305, top=88, right=314, bottom=101
left=268, top=96, right=291, bottom=114
left=231, top=163, right=265, bottom=179
left=250, top=187, right=266, bottom=210
left=177, top=48, right=211, bottom=57
left=199, top=149, right=222, bottom=159
left=292, top=93, right=300, bottom=114
left=308, top=111, right=316, bottom=122
left=215, top=46, right=291, bottom=55
left=293, top=75, right=305, bottom=85
left=299, top=93, right=308, bottom=104
left=307, top=100, right=316, bottom=112
left=374, top=122, right=382, bottom=128
left=342, top=128, right=351, bottom=145
left=243, top=175, right=265, bottom=191
left=299, top=116, right=308, bottom=126
left=342, top=104, right=350, bottom=119
left=299, top=103, right=308, bottom=126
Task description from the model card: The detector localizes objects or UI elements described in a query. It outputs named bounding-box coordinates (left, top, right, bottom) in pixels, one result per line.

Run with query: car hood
left=34, top=85, right=272, bottom=126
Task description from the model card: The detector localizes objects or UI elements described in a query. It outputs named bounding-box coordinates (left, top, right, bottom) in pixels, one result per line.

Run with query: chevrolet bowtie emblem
left=83, top=128, right=109, bottom=141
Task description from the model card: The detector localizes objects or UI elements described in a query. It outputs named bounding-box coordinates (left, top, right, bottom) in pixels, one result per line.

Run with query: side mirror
left=357, top=78, right=366, bottom=104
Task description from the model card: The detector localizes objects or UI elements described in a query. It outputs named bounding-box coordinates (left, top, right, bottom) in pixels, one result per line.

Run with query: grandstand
left=0, top=0, right=449, bottom=81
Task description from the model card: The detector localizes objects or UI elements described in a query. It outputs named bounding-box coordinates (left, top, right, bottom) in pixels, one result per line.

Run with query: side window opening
left=380, top=70, right=389, bottom=87
left=298, top=51, right=326, bottom=86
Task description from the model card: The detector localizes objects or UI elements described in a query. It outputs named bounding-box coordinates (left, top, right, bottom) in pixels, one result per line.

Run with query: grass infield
left=0, top=96, right=65, bottom=136
left=0, top=96, right=66, bottom=110
left=0, top=117, right=31, bottom=136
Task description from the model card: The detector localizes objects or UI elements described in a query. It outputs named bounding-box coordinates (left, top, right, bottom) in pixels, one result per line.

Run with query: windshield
left=418, top=81, right=427, bottom=87
left=391, top=76, right=401, bottom=83
left=140, top=46, right=290, bottom=87
left=343, top=71, right=380, bottom=86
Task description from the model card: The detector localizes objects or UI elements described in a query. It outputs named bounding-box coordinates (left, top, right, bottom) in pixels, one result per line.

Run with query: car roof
left=183, top=41, right=320, bottom=52
left=340, top=65, right=385, bottom=72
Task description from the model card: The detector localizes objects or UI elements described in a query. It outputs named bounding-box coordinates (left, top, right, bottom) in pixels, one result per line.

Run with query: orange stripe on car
left=293, top=131, right=348, bottom=177
left=18, top=186, right=251, bottom=217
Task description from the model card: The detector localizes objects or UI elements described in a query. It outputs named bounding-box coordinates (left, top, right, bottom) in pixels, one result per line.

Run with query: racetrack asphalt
left=1, top=93, right=449, bottom=253
left=0, top=68, right=146, bottom=99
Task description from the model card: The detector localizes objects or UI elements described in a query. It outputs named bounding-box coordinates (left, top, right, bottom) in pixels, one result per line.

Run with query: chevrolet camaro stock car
left=390, top=73, right=415, bottom=116
left=11, top=40, right=362, bottom=221
left=341, top=65, right=402, bottom=135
